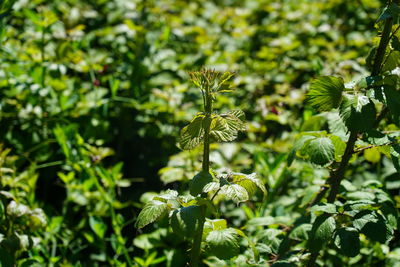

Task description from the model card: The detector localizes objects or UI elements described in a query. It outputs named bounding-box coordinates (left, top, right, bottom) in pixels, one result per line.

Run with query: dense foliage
left=1, top=0, right=400, bottom=266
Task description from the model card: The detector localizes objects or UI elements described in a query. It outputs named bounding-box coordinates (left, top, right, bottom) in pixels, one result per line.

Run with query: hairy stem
left=191, top=87, right=212, bottom=267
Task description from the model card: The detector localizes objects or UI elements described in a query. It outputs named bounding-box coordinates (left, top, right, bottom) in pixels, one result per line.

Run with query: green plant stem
left=191, top=88, right=212, bottom=267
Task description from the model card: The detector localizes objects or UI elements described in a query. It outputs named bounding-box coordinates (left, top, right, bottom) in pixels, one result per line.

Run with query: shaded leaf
left=189, top=171, right=214, bottom=196
left=170, top=205, right=202, bottom=238
left=334, top=227, right=360, bottom=257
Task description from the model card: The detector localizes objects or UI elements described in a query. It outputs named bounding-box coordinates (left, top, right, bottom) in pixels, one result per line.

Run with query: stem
left=307, top=8, right=394, bottom=266
left=191, top=86, right=212, bottom=267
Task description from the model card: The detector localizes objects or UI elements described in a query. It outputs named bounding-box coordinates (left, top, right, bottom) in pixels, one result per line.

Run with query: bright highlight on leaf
left=306, top=76, right=344, bottom=112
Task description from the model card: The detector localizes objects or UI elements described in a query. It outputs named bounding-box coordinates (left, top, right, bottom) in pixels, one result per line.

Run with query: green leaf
left=170, top=206, right=202, bottom=238
left=219, top=183, right=249, bottom=203
left=306, top=76, right=344, bottom=112
left=135, top=200, right=169, bottom=229
left=306, top=137, right=335, bottom=166
left=334, top=227, right=360, bottom=257
left=89, top=216, right=107, bottom=238
left=308, top=214, right=336, bottom=252
left=179, top=114, right=206, bottom=150
left=384, top=87, right=400, bottom=126
left=205, top=228, right=240, bottom=260
left=391, top=145, right=400, bottom=172
left=339, top=95, right=376, bottom=132
left=189, top=171, right=213, bottom=196
left=289, top=223, right=312, bottom=241
left=210, top=110, right=246, bottom=143
left=231, top=172, right=266, bottom=197
left=382, top=51, right=400, bottom=72
left=311, top=203, right=337, bottom=215
left=353, top=210, right=391, bottom=243
left=287, top=135, right=315, bottom=166
left=378, top=3, right=400, bottom=23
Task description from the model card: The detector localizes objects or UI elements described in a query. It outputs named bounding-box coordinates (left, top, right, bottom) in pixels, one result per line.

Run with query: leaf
left=353, top=210, right=391, bottom=243
left=287, top=135, right=315, bottom=166
left=308, top=214, right=336, bottom=252
left=210, top=110, right=246, bottom=143
left=179, top=114, right=206, bottom=150
left=170, top=206, right=202, bottom=238
left=378, top=3, right=400, bottom=23
left=310, top=203, right=337, bottom=215
left=339, top=95, right=376, bottom=132
left=364, top=147, right=381, bottom=163
left=384, top=87, right=400, bottom=126
left=205, top=228, right=240, bottom=260
left=391, top=144, right=400, bottom=172
left=306, top=137, right=335, bottom=166
left=289, top=223, right=312, bottom=241
left=334, top=227, right=360, bottom=257
left=306, top=76, right=344, bottom=112
left=382, top=51, right=400, bottom=73
left=219, top=183, right=249, bottom=203
left=89, top=216, right=107, bottom=238
left=231, top=172, right=267, bottom=197
left=189, top=171, right=214, bottom=196
left=135, top=200, right=169, bottom=229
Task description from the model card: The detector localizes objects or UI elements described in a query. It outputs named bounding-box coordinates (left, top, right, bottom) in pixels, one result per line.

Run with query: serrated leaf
left=206, top=228, right=240, bottom=260
left=231, top=172, right=266, bottom=197
left=179, top=114, right=206, bottom=150
left=135, top=200, right=169, bottom=229
left=306, top=137, right=335, bottom=165
left=330, top=135, right=346, bottom=161
left=219, top=183, right=249, bottom=203
left=339, top=95, right=376, bottom=132
left=210, top=110, right=246, bottom=143
left=334, top=227, right=360, bottom=257
left=306, top=76, right=344, bottom=112
left=170, top=206, right=202, bottom=238
left=189, top=171, right=214, bottom=196
left=308, top=214, right=336, bottom=252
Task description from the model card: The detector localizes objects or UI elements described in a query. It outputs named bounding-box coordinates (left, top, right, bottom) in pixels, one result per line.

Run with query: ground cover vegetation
left=0, top=0, right=400, bottom=266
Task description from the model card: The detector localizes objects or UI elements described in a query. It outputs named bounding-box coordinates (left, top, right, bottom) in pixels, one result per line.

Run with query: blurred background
left=0, top=0, right=395, bottom=266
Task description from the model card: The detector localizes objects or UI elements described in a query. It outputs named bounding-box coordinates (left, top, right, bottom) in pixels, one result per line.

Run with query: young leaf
left=219, top=183, right=249, bottom=203
left=170, top=205, right=202, bottom=238
left=189, top=171, right=214, bottom=196
left=135, top=200, right=169, bottom=229
left=179, top=114, right=206, bottom=150
left=306, top=76, right=344, bottom=112
left=205, top=228, right=240, bottom=260
left=334, top=227, right=360, bottom=257
left=306, top=137, right=335, bottom=166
